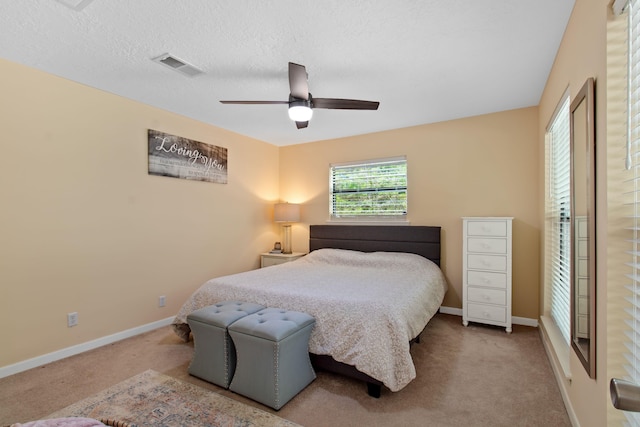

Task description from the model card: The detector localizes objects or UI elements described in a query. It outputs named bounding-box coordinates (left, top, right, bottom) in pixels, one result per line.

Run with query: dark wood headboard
left=309, top=225, right=441, bottom=266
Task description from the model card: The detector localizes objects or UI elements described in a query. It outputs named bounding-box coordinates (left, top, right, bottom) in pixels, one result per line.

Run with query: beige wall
left=0, top=58, right=281, bottom=368
left=279, top=107, right=541, bottom=319
left=537, top=0, right=609, bottom=425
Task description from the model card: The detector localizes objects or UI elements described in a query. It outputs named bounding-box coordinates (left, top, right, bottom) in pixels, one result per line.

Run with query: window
left=544, top=93, right=572, bottom=346
left=616, top=0, right=640, bottom=425
left=329, top=156, right=407, bottom=220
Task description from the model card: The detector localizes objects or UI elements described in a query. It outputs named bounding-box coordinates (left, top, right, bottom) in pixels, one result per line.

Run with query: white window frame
left=542, top=89, right=572, bottom=376
left=328, top=156, right=408, bottom=224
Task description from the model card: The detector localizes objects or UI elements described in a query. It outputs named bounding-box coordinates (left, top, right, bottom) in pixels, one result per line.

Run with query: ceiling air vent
left=152, top=53, right=204, bottom=77
left=55, top=0, right=95, bottom=11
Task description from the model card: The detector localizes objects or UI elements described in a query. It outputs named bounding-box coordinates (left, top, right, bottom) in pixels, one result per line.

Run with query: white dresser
left=462, top=217, right=513, bottom=333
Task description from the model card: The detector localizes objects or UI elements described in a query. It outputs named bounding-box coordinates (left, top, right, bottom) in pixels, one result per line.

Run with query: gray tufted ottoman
left=186, top=301, right=265, bottom=388
left=228, top=307, right=316, bottom=410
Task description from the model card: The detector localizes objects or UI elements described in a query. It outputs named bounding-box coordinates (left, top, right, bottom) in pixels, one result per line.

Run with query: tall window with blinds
left=329, top=157, right=407, bottom=219
left=545, top=94, right=572, bottom=345
left=619, top=0, right=640, bottom=424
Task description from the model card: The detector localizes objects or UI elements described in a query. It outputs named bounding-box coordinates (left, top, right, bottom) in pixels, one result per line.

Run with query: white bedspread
left=172, top=249, right=447, bottom=392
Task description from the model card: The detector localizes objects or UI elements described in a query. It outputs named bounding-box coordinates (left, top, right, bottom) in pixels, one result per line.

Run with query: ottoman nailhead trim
left=223, top=331, right=229, bottom=385
left=274, top=341, right=280, bottom=408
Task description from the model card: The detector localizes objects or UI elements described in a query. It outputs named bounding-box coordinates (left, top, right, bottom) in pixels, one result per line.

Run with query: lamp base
left=282, top=224, right=293, bottom=254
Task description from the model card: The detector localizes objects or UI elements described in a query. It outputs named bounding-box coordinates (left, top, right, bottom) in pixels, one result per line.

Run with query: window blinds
left=623, top=2, right=640, bottom=426
left=330, top=157, right=407, bottom=218
left=546, top=94, right=572, bottom=345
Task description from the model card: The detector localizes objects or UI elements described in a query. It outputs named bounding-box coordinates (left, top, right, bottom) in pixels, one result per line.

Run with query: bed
left=172, top=225, right=446, bottom=396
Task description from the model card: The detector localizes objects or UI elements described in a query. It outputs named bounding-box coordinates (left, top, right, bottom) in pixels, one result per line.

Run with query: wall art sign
left=147, top=129, right=228, bottom=184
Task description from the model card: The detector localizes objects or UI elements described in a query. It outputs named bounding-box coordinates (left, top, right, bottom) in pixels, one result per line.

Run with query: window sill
left=540, top=315, right=571, bottom=380
left=326, top=218, right=410, bottom=226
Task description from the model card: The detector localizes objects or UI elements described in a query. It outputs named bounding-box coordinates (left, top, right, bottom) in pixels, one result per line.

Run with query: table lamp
left=274, top=202, right=300, bottom=254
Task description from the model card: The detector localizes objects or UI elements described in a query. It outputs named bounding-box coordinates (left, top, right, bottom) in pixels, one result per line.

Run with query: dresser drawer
left=467, top=271, right=507, bottom=289
left=467, top=287, right=507, bottom=306
left=577, top=295, right=589, bottom=315
left=577, top=314, right=589, bottom=336
left=577, top=259, right=589, bottom=277
left=466, top=221, right=507, bottom=237
left=467, top=303, right=507, bottom=323
left=260, top=253, right=305, bottom=268
left=577, top=239, right=588, bottom=258
left=467, top=237, right=507, bottom=254
left=576, top=217, right=588, bottom=238
left=578, top=278, right=588, bottom=297
left=467, top=254, right=507, bottom=272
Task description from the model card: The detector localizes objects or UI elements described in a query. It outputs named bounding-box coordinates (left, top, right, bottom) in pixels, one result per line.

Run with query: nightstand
left=260, top=252, right=305, bottom=268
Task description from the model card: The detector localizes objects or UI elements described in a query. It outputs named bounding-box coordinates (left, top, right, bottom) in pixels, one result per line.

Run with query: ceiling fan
left=220, top=62, right=380, bottom=129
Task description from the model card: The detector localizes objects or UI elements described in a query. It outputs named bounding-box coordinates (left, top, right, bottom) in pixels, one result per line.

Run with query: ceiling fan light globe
left=288, top=105, right=313, bottom=122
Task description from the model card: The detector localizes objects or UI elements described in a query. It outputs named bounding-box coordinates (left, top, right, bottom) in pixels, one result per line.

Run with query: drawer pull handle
left=483, top=311, right=491, bottom=318
left=482, top=243, right=491, bottom=249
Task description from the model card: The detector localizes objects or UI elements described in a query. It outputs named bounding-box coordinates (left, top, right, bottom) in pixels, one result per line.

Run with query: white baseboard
left=438, top=306, right=539, bottom=327
left=513, top=315, right=539, bottom=327
left=0, top=316, right=175, bottom=379
left=438, top=306, right=463, bottom=316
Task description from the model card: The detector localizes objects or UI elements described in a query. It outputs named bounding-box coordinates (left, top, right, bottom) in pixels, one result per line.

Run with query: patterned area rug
left=47, top=370, right=301, bottom=427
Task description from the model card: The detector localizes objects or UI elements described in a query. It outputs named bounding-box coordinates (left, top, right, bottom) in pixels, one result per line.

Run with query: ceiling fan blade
left=296, top=121, right=309, bottom=129
left=220, top=100, right=289, bottom=105
left=312, top=98, right=379, bottom=110
left=289, top=62, right=309, bottom=100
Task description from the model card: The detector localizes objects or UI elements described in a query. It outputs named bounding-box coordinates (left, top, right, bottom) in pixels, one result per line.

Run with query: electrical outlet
left=67, top=312, right=78, bottom=327
left=158, top=295, right=166, bottom=307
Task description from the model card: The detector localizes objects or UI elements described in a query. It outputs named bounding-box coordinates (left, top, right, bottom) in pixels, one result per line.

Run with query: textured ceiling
left=1, top=0, right=575, bottom=146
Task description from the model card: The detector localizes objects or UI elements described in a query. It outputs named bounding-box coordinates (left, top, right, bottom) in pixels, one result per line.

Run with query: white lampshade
left=288, top=100, right=313, bottom=122
left=274, top=203, right=300, bottom=254
left=274, top=203, right=300, bottom=223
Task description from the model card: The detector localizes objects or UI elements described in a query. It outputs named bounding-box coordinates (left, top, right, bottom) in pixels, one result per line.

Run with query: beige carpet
left=46, top=369, right=299, bottom=426
left=0, top=314, right=571, bottom=427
